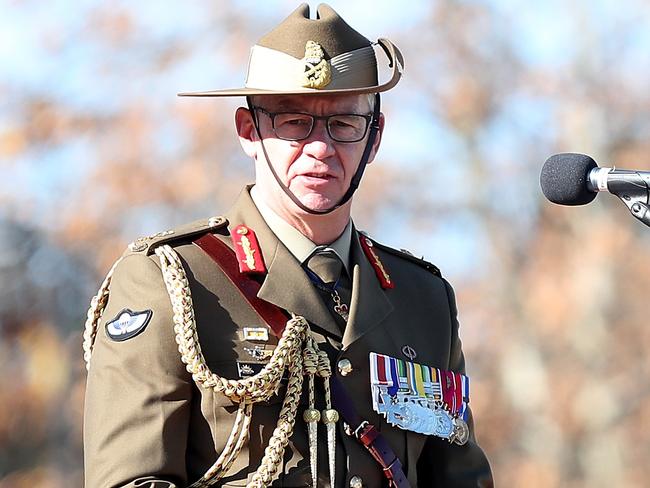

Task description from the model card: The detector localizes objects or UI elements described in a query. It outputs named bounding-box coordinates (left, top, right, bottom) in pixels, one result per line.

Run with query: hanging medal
left=304, top=267, right=349, bottom=323
left=369, top=352, right=471, bottom=444
left=331, top=289, right=349, bottom=321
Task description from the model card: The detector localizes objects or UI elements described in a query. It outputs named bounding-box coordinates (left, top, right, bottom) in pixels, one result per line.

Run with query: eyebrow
left=264, top=100, right=367, bottom=114
left=268, top=98, right=302, bottom=111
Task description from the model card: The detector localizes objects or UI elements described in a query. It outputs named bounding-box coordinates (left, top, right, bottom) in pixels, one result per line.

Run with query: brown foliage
left=2, top=1, right=650, bottom=486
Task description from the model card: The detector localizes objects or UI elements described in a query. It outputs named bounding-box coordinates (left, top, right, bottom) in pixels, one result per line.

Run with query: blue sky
left=2, top=0, right=649, bottom=279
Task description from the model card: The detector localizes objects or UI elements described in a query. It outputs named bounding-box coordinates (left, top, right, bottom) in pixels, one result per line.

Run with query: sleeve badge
left=105, top=308, right=153, bottom=341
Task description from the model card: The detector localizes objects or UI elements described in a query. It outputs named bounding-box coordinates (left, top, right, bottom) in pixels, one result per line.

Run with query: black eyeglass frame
left=252, top=107, right=374, bottom=143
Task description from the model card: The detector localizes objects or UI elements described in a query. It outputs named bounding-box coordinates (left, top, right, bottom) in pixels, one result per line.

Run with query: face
left=236, top=94, right=384, bottom=219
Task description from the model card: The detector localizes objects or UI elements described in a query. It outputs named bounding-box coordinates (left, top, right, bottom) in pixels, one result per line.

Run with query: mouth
left=294, top=172, right=336, bottom=186
left=289, top=161, right=341, bottom=189
left=300, top=172, right=335, bottom=180
left=291, top=167, right=339, bottom=183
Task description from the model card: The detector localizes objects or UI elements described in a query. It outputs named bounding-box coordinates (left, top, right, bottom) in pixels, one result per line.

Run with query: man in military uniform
left=83, top=4, right=493, bottom=487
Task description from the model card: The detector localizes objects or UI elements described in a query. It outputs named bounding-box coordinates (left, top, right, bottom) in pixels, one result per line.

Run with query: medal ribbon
left=421, top=363, right=430, bottom=384
left=376, top=353, right=389, bottom=385
left=387, top=357, right=399, bottom=397
left=453, top=372, right=463, bottom=416
left=405, top=361, right=416, bottom=395
left=414, top=362, right=426, bottom=398
left=461, top=375, right=470, bottom=421
left=397, top=359, right=407, bottom=390
left=429, top=367, right=443, bottom=402
left=414, top=364, right=427, bottom=398
left=370, top=352, right=378, bottom=384
left=440, top=369, right=455, bottom=412
left=370, top=354, right=471, bottom=424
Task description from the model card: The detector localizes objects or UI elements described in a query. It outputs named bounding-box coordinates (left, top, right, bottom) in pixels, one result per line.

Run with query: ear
left=235, top=107, right=258, bottom=159
left=366, top=112, right=385, bottom=165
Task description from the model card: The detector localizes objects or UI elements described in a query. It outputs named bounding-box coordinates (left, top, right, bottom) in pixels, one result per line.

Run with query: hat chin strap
left=246, top=94, right=381, bottom=216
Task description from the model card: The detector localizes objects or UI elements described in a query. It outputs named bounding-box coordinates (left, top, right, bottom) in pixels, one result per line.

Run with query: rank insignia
left=105, top=309, right=153, bottom=342
left=302, top=41, right=331, bottom=89
left=369, top=352, right=470, bottom=445
left=231, top=225, right=266, bottom=274
left=359, top=237, right=394, bottom=289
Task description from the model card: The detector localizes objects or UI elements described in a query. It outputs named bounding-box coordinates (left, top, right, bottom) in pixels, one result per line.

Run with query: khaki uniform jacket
left=84, top=187, right=493, bottom=487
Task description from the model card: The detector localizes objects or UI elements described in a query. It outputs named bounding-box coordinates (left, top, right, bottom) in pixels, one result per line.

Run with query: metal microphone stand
left=608, top=173, right=650, bottom=228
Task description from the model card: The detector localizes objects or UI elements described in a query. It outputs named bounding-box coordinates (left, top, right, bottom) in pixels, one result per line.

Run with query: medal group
left=369, top=352, right=470, bottom=445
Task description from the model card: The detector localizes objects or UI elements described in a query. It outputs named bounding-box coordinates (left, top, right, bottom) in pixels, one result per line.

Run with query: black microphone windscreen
left=540, top=153, right=598, bottom=206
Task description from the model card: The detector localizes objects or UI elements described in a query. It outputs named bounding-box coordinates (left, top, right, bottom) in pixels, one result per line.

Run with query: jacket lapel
left=342, top=229, right=394, bottom=348
left=225, top=187, right=341, bottom=337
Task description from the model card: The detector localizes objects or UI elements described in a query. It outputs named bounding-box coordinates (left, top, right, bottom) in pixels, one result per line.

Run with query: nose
left=302, top=120, right=336, bottom=159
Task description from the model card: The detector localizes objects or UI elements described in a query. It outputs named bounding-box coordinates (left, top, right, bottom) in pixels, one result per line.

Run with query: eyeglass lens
left=271, top=113, right=369, bottom=142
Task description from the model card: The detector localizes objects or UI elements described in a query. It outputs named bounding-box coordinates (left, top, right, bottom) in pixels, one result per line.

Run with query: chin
left=296, top=192, right=339, bottom=213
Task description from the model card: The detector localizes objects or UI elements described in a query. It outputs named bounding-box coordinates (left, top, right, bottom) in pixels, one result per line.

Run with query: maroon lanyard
left=194, top=233, right=287, bottom=337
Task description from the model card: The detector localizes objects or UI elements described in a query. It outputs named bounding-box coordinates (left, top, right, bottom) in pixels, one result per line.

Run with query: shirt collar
left=250, top=185, right=352, bottom=272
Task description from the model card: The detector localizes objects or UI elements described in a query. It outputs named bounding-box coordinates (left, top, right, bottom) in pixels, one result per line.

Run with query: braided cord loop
left=190, top=401, right=253, bottom=488
left=83, top=257, right=124, bottom=370
left=155, top=245, right=312, bottom=487
left=82, top=243, right=329, bottom=488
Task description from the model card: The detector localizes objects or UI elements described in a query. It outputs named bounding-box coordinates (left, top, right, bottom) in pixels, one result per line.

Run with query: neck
left=274, top=198, right=351, bottom=245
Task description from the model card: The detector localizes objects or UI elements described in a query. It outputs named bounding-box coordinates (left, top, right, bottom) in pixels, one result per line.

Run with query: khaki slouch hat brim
left=178, top=3, right=404, bottom=97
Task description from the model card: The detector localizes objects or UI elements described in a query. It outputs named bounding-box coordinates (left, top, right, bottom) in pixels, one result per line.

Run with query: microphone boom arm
left=607, top=171, right=650, bottom=228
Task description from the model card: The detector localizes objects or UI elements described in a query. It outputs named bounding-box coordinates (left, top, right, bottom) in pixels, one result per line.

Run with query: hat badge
left=302, top=41, right=331, bottom=89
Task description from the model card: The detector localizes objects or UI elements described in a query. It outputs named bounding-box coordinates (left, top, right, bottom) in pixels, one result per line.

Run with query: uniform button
left=349, top=475, right=363, bottom=488
left=208, top=216, right=224, bottom=227
left=128, top=240, right=147, bottom=252
left=337, top=358, right=353, bottom=376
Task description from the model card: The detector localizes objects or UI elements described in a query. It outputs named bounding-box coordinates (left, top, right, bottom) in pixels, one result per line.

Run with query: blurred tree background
left=1, top=0, right=650, bottom=486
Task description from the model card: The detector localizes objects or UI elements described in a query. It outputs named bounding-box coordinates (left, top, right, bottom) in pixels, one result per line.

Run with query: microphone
left=540, top=152, right=650, bottom=227
left=540, top=153, right=599, bottom=206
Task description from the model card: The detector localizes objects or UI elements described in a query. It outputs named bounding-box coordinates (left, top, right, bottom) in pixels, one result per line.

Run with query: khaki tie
left=305, top=248, right=351, bottom=331
left=306, top=249, right=343, bottom=285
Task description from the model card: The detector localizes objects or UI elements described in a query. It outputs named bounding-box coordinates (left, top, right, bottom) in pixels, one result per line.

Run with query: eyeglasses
left=253, top=107, right=373, bottom=143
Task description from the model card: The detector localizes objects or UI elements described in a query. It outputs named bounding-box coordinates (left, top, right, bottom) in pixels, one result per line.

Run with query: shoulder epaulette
left=359, top=232, right=442, bottom=277
left=123, top=216, right=229, bottom=257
